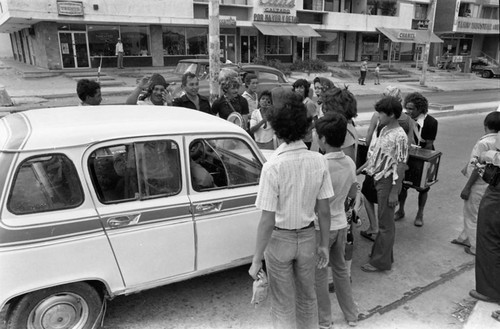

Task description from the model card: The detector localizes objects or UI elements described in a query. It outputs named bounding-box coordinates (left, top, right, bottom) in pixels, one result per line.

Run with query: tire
left=6, top=282, right=102, bottom=329
left=482, top=70, right=492, bottom=78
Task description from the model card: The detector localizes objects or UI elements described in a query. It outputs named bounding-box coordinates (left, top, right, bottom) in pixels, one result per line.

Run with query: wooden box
left=403, top=146, right=442, bottom=191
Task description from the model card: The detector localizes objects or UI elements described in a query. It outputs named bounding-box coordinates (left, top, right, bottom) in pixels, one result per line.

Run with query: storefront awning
left=377, top=27, right=443, bottom=43
left=253, top=23, right=321, bottom=38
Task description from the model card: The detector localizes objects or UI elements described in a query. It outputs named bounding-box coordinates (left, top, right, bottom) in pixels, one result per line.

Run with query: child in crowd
left=315, top=111, right=359, bottom=328
left=452, top=111, right=500, bottom=255
left=249, top=91, right=275, bottom=150
left=374, top=63, right=381, bottom=85
left=241, top=73, right=259, bottom=115
left=293, top=79, right=317, bottom=149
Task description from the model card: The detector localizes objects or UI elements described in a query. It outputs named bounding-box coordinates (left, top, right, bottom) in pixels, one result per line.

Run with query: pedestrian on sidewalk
left=452, top=111, right=500, bottom=256
left=358, top=60, right=367, bottom=85
left=374, top=63, right=380, bottom=85
left=357, top=96, right=408, bottom=272
left=314, top=111, right=359, bottom=328
left=115, top=38, right=124, bottom=69
left=249, top=88, right=333, bottom=329
left=469, top=131, right=500, bottom=304
left=76, top=79, right=102, bottom=106
left=394, top=92, right=438, bottom=227
left=172, top=72, right=211, bottom=114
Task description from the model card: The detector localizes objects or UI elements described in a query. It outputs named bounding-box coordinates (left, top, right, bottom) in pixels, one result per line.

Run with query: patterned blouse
left=365, top=126, right=408, bottom=184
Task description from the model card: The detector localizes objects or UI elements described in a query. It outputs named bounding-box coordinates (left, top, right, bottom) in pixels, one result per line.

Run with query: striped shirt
left=255, top=140, right=334, bottom=229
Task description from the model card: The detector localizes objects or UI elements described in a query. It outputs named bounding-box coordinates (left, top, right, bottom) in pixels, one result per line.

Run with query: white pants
left=458, top=182, right=488, bottom=252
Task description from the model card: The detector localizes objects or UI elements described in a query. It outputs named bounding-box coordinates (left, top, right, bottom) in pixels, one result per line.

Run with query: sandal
left=451, top=238, right=471, bottom=248
left=361, top=263, right=382, bottom=272
left=360, top=230, right=376, bottom=242
left=492, top=310, right=500, bottom=322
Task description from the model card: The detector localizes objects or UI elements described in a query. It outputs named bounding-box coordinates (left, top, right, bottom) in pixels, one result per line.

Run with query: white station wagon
left=0, top=106, right=267, bottom=329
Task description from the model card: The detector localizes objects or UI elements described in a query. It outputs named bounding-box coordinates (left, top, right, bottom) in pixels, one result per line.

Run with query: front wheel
left=482, top=70, right=493, bottom=78
left=7, top=282, right=103, bottom=329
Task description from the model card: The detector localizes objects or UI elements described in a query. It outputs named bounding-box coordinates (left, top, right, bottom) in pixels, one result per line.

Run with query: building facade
left=434, top=0, right=499, bottom=63
left=0, top=0, right=444, bottom=69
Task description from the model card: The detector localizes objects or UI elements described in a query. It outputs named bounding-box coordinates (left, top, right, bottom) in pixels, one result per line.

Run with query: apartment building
left=434, top=0, right=499, bottom=62
left=0, top=0, right=444, bottom=69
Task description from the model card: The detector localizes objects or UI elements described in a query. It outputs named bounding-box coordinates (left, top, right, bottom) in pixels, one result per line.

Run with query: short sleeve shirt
left=256, top=140, right=334, bottom=229
left=465, top=133, right=498, bottom=185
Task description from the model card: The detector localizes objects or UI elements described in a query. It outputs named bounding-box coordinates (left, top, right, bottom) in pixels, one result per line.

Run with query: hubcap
left=28, top=293, right=89, bottom=329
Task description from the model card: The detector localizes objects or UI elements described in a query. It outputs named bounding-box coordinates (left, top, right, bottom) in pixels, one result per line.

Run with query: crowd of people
left=76, top=69, right=500, bottom=327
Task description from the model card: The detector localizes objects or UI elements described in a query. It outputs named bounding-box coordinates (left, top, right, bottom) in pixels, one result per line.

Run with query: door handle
left=194, top=202, right=222, bottom=214
left=107, top=214, right=141, bottom=228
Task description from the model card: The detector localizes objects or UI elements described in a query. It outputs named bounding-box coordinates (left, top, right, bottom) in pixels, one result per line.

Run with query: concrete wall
left=0, top=33, right=13, bottom=58
left=434, top=0, right=457, bottom=32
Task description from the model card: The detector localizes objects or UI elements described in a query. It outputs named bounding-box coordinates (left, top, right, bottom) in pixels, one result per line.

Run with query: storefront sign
left=220, top=16, right=237, bottom=27
left=254, top=0, right=298, bottom=23
left=456, top=19, right=500, bottom=32
left=398, top=32, right=415, bottom=40
left=57, top=1, right=84, bottom=16
left=412, top=19, right=429, bottom=30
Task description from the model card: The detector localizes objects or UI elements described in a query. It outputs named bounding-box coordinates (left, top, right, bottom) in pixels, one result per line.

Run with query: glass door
left=59, top=32, right=89, bottom=69
left=297, top=37, right=311, bottom=60
left=220, top=35, right=236, bottom=63
left=390, top=42, right=401, bottom=61
left=241, top=35, right=257, bottom=63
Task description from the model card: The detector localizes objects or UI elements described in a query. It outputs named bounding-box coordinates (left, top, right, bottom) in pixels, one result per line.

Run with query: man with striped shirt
left=249, top=88, right=334, bottom=329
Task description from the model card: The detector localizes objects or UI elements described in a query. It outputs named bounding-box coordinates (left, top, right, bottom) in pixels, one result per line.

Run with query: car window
left=189, top=138, right=262, bottom=191
left=258, top=71, right=279, bottom=82
left=8, top=154, right=84, bottom=215
left=174, top=62, right=198, bottom=75
left=89, top=140, right=181, bottom=203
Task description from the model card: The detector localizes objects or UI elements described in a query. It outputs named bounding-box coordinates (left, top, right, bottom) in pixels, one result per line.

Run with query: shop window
left=186, top=27, right=208, bottom=55
left=163, top=27, right=186, bottom=55
left=362, top=34, right=379, bottom=58
left=303, top=0, right=323, bottom=10
left=88, top=25, right=119, bottom=57
left=317, top=32, right=339, bottom=55
left=481, top=6, right=499, bottom=19
left=162, top=27, right=208, bottom=56
left=120, top=26, right=150, bottom=56
left=57, top=24, right=86, bottom=31
left=264, top=36, right=292, bottom=55
left=414, top=4, right=428, bottom=19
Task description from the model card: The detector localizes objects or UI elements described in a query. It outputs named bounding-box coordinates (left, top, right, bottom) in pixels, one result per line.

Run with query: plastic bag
left=251, top=271, right=268, bottom=305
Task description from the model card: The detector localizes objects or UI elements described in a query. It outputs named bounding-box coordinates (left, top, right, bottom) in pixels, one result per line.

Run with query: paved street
left=79, top=112, right=488, bottom=329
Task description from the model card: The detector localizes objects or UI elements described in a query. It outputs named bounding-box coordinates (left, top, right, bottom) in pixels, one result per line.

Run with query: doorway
left=59, top=32, right=90, bottom=68
left=220, top=35, right=236, bottom=64
left=241, top=35, right=257, bottom=63
left=297, top=37, right=311, bottom=61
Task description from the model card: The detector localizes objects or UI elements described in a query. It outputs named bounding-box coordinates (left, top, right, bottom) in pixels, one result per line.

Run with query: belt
left=274, top=221, right=314, bottom=231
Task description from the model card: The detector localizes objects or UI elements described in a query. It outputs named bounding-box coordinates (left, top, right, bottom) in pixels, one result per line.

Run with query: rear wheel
left=6, top=282, right=102, bottom=329
left=482, top=70, right=493, bottom=78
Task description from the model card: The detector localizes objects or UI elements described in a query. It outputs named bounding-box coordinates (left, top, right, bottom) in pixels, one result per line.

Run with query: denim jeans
left=370, top=176, right=396, bottom=270
left=315, top=229, right=358, bottom=328
left=264, top=226, right=318, bottom=329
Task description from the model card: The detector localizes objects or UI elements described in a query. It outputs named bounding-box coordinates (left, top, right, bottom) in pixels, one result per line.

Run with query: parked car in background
left=471, top=57, right=500, bottom=78
left=165, top=59, right=292, bottom=97
left=0, top=106, right=267, bottom=329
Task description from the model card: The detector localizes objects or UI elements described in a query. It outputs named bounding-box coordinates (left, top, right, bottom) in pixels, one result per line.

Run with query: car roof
left=0, top=106, right=244, bottom=152
left=178, top=59, right=282, bottom=73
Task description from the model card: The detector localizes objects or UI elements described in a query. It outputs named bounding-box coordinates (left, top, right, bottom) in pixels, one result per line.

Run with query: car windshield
left=174, top=62, right=198, bottom=75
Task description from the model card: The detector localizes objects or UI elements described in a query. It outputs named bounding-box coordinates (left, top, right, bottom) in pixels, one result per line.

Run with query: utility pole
left=420, top=0, right=437, bottom=86
left=209, top=0, right=221, bottom=104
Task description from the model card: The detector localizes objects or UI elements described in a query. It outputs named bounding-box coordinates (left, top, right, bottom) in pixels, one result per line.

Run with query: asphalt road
left=84, top=111, right=487, bottom=329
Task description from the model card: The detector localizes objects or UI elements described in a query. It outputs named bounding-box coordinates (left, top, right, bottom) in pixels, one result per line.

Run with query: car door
left=185, top=135, right=264, bottom=271
left=256, top=69, right=284, bottom=94
left=85, top=137, right=195, bottom=288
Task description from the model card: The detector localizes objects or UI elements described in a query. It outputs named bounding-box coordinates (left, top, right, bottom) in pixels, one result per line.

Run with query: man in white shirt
left=115, top=38, right=124, bottom=69
left=249, top=88, right=333, bottom=329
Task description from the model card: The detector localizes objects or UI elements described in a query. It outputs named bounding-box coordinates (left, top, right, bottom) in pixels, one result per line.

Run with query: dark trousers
left=358, top=71, right=367, bottom=85
left=117, top=52, right=124, bottom=68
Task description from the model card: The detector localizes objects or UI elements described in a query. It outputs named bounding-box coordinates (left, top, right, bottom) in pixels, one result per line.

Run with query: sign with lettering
left=456, top=19, right=500, bottom=32
left=398, top=32, right=416, bottom=40
left=220, top=16, right=237, bottom=27
left=57, top=1, right=84, bottom=16
left=254, top=0, right=298, bottom=23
